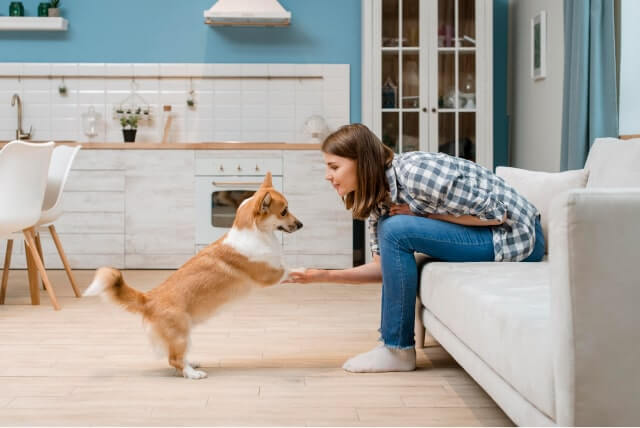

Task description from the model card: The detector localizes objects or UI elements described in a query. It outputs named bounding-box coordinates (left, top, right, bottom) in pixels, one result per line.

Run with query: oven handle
left=211, top=181, right=263, bottom=186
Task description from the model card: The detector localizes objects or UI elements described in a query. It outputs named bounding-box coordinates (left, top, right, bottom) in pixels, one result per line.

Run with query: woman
left=286, top=124, right=544, bottom=373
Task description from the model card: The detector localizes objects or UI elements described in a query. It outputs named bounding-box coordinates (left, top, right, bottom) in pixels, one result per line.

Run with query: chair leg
left=1, top=239, right=13, bottom=304
left=25, top=241, right=40, bottom=305
left=23, top=228, right=60, bottom=310
left=35, top=232, right=46, bottom=291
left=48, top=225, right=80, bottom=298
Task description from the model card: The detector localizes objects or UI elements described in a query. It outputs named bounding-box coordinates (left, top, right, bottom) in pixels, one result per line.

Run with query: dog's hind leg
left=168, top=335, right=207, bottom=380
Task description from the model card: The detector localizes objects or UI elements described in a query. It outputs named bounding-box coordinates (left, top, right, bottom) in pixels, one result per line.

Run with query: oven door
left=195, top=175, right=283, bottom=245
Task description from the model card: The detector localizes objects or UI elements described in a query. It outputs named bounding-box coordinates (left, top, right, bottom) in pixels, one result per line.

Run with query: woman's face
left=323, top=152, right=357, bottom=197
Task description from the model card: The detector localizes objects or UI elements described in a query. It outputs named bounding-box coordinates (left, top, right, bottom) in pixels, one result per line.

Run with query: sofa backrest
left=496, top=166, right=588, bottom=253
left=585, top=138, right=640, bottom=187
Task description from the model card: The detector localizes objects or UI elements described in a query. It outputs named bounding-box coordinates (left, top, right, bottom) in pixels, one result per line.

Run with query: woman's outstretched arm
left=285, top=255, right=382, bottom=284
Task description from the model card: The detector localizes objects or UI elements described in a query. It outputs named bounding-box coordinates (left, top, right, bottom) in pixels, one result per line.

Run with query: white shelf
left=0, top=17, right=68, bottom=31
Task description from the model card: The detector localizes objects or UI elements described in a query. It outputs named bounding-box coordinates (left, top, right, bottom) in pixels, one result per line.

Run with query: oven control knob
left=255, top=164, right=260, bottom=172
left=219, top=165, right=224, bottom=172
left=237, top=165, right=242, bottom=172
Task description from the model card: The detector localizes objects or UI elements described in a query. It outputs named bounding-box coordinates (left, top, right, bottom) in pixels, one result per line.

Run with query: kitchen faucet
left=10, top=94, right=32, bottom=140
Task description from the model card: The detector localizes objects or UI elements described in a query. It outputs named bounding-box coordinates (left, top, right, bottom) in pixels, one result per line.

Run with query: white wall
left=619, top=0, right=640, bottom=135
left=508, top=0, right=564, bottom=171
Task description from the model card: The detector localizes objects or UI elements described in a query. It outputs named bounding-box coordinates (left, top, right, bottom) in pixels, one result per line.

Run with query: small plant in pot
left=120, top=114, right=139, bottom=143
left=48, top=0, right=60, bottom=16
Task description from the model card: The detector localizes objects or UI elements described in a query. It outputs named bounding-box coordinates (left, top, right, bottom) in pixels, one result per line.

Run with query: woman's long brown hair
left=321, top=124, right=395, bottom=219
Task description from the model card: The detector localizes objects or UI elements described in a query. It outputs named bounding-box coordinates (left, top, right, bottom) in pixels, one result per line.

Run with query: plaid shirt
left=368, top=152, right=540, bottom=262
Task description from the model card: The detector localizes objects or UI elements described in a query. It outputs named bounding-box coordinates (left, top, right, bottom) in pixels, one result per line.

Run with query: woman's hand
left=284, top=268, right=329, bottom=284
left=389, top=203, right=415, bottom=216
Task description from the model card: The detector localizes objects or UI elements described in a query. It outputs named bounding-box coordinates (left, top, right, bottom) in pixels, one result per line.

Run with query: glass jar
left=81, top=106, right=100, bottom=138
left=37, top=2, right=51, bottom=17
left=9, top=2, right=25, bottom=16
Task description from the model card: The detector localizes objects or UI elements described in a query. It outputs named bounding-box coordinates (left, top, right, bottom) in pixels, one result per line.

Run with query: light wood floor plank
left=0, top=269, right=513, bottom=426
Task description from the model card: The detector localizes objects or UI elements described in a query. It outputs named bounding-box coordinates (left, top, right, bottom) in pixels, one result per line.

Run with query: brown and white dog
left=84, top=172, right=302, bottom=379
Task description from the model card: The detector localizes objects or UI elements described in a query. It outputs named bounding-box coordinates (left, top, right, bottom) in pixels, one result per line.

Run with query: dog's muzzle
left=278, top=220, right=303, bottom=233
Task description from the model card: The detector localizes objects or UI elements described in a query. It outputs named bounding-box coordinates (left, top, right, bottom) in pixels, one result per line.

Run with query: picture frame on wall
left=531, top=10, right=547, bottom=80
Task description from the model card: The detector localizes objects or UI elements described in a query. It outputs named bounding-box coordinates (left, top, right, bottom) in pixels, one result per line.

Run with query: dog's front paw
left=183, top=366, right=208, bottom=380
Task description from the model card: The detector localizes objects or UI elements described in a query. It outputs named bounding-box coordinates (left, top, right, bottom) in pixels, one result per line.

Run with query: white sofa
left=416, top=138, right=640, bottom=426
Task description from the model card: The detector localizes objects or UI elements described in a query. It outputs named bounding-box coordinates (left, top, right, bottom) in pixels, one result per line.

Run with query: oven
left=195, top=156, right=283, bottom=246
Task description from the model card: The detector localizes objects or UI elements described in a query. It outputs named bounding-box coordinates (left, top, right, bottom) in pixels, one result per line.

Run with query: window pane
left=382, top=52, right=399, bottom=108
left=438, top=0, right=455, bottom=47
left=438, top=52, right=456, bottom=109
left=382, top=112, right=399, bottom=153
left=403, top=0, right=419, bottom=47
left=458, top=52, right=476, bottom=109
left=403, top=112, right=419, bottom=152
left=459, top=0, right=476, bottom=47
left=402, top=52, right=419, bottom=108
left=459, top=112, right=476, bottom=161
left=438, top=112, right=455, bottom=155
left=382, top=0, right=399, bottom=47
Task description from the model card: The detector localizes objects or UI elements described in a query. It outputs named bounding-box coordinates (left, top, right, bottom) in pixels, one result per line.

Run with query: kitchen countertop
left=0, top=141, right=321, bottom=150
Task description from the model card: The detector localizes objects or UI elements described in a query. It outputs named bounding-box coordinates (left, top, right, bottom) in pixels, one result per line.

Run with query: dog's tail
left=84, top=267, right=147, bottom=314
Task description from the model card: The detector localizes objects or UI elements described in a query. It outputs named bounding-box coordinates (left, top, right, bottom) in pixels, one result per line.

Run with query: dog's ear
left=261, top=171, right=273, bottom=188
left=259, top=192, right=272, bottom=214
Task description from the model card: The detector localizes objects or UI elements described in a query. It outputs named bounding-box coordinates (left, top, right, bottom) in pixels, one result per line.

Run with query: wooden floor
left=0, top=269, right=513, bottom=426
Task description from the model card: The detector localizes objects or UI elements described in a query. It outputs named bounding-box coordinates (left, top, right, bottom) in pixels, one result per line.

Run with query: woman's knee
left=378, top=215, right=409, bottom=246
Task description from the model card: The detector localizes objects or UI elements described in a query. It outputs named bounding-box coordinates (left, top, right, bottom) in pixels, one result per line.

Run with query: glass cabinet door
left=436, top=0, right=477, bottom=161
left=381, top=0, right=421, bottom=153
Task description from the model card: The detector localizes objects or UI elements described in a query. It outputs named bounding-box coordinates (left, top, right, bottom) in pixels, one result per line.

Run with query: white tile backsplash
left=77, top=63, right=106, bottom=76
left=0, top=63, right=349, bottom=143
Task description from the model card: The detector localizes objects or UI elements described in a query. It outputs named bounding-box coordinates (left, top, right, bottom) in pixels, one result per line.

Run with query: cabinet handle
left=212, top=181, right=263, bottom=186
left=255, top=164, right=260, bottom=171
left=219, top=165, right=224, bottom=172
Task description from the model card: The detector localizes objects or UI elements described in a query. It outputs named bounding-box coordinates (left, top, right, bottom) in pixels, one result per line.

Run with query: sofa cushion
left=585, top=138, right=640, bottom=187
left=420, top=261, right=554, bottom=419
left=496, top=166, right=587, bottom=250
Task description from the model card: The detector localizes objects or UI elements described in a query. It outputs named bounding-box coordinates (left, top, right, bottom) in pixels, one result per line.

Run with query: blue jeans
left=377, top=215, right=545, bottom=349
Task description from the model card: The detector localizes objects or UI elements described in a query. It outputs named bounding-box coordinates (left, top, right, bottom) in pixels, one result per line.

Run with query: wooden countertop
left=0, top=141, right=321, bottom=150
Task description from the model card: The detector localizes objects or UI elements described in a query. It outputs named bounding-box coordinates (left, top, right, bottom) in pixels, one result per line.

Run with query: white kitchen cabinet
left=54, top=150, right=126, bottom=268
left=282, top=151, right=352, bottom=269
left=1, top=148, right=353, bottom=270
left=124, top=150, right=195, bottom=269
left=362, top=0, right=493, bottom=168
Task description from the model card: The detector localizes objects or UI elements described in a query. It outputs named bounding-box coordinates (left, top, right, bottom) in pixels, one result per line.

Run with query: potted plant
left=120, top=114, right=139, bottom=143
left=48, top=0, right=60, bottom=17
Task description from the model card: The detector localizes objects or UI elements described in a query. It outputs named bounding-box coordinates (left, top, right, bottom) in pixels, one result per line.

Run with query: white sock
left=342, top=344, right=416, bottom=373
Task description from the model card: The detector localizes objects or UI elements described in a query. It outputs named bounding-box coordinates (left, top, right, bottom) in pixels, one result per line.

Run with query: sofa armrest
left=549, top=188, right=640, bottom=426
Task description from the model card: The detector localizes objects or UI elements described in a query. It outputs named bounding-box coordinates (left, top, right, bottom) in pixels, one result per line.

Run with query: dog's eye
left=281, top=208, right=288, bottom=216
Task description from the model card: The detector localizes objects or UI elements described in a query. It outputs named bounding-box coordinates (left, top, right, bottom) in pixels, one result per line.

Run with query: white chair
left=34, top=145, right=82, bottom=297
left=0, top=141, right=59, bottom=309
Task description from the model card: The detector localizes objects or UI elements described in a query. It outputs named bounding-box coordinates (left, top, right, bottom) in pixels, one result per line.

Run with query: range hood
left=204, top=0, right=291, bottom=27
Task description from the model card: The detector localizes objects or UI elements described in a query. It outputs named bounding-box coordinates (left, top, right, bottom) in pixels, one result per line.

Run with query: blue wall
left=0, top=0, right=362, bottom=122
left=1, top=0, right=508, bottom=163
